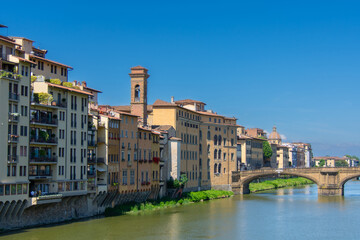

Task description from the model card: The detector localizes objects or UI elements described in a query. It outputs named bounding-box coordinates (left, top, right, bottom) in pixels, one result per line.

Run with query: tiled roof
left=131, top=65, right=148, bottom=70
left=47, top=83, right=93, bottom=96
left=153, top=99, right=177, bottom=106
left=12, top=56, right=36, bottom=64
left=30, top=54, right=73, bottom=69
left=175, top=99, right=206, bottom=105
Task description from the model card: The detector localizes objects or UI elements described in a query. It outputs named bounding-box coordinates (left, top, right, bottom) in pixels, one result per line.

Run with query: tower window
left=135, top=85, right=140, bottom=102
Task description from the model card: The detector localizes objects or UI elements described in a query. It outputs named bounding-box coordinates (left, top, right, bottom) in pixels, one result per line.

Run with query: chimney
left=82, top=81, right=87, bottom=87
left=74, top=80, right=77, bottom=86
left=171, top=96, right=174, bottom=103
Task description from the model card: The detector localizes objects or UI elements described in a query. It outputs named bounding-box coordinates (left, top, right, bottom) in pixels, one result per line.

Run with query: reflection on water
left=2, top=181, right=360, bottom=240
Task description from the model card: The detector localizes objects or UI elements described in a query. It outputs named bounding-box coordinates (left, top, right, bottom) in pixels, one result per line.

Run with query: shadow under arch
left=240, top=172, right=318, bottom=194
left=339, top=174, right=360, bottom=192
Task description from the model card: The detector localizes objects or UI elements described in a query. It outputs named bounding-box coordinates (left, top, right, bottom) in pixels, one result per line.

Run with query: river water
left=2, top=181, right=360, bottom=240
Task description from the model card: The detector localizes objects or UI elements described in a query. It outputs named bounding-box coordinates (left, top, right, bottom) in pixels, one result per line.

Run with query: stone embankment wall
left=0, top=191, right=151, bottom=231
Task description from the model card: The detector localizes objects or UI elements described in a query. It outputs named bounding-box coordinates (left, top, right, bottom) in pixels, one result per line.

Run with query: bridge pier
left=318, top=186, right=344, bottom=196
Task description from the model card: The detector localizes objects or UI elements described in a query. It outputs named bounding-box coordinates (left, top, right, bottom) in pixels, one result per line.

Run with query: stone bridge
left=231, top=167, right=360, bottom=196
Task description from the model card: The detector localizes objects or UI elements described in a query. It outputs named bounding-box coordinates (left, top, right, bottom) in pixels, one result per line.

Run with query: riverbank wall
left=0, top=191, right=151, bottom=231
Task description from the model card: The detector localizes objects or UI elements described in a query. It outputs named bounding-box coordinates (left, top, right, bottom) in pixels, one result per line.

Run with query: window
left=214, top=149, right=217, bottom=159
left=130, top=170, right=135, bottom=185
left=122, top=170, right=128, bottom=185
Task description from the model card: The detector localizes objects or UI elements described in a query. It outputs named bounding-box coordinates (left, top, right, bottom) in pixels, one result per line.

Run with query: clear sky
left=1, top=0, right=359, bottom=157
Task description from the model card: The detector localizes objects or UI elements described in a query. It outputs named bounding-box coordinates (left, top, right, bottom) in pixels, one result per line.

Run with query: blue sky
left=1, top=0, right=359, bottom=157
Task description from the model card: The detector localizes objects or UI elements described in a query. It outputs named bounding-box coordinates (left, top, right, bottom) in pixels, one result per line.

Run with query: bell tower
left=129, top=66, right=149, bottom=126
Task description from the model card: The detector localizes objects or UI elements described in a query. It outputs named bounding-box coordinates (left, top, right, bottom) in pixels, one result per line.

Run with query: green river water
left=2, top=181, right=360, bottom=240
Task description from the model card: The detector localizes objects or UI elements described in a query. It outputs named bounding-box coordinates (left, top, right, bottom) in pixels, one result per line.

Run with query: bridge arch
left=239, top=171, right=318, bottom=194
left=339, top=174, right=360, bottom=190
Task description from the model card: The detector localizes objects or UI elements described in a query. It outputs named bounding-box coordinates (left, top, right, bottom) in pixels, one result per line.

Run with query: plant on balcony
left=146, top=181, right=150, bottom=185
left=49, top=79, right=61, bottom=85
left=62, top=82, right=74, bottom=88
left=31, top=76, right=37, bottom=83
left=112, top=182, right=119, bottom=187
left=34, top=93, right=54, bottom=105
left=39, top=149, right=46, bottom=157
left=39, top=130, right=49, bottom=141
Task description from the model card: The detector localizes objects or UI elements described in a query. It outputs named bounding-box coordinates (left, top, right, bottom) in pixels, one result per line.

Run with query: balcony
left=88, top=140, right=97, bottom=147
left=30, top=137, right=58, bottom=145
left=88, top=157, right=97, bottom=164
left=0, top=70, right=21, bottom=81
left=98, top=122, right=105, bottom=128
left=29, top=156, right=57, bottom=164
left=97, top=158, right=106, bottom=164
left=9, top=92, right=19, bottom=101
left=8, top=134, right=19, bottom=143
left=29, top=170, right=53, bottom=179
left=7, top=155, right=18, bottom=164
left=30, top=117, right=58, bottom=127
left=87, top=171, right=96, bottom=178
left=8, top=113, right=19, bottom=122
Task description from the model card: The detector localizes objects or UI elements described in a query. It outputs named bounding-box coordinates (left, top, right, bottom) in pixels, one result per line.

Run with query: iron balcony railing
left=9, top=92, right=19, bottom=101
left=8, top=113, right=19, bottom=122
left=7, top=155, right=18, bottom=163
left=8, top=134, right=19, bottom=143
left=29, top=156, right=57, bottom=163
left=30, top=137, right=58, bottom=145
left=30, top=117, right=58, bottom=126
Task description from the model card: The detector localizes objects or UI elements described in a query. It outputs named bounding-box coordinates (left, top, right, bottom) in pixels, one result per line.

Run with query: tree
left=318, top=159, right=326, bottom=167
left=335, top=160, right=348, bottom=167
left=263, top=141, right=273, bottom=159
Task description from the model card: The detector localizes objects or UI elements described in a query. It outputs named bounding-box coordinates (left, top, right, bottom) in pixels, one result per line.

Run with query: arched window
left=199, top=144, right=202, bottom=154
left=214, top=135, right=217, bottom=145
left=218, top=149, right=221, bottom=160
left=134, top=85, right=140, bottom=102
left=207, top=144, right=210, bottom=154
left=207, top=159, right=210, bottom=168
left=218, top=163, right=221, bottom=174
left=214, top=164, right=217, bottom=173
left=218, top=135, right=222, bottom=145
left=214, top=149, right=218, bottom=159
left=207, top=131, right=211, bottom=140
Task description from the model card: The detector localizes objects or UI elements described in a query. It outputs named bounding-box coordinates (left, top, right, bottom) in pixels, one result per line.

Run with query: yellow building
left=276, top=145, right=289, bottom=169
left=112, top=67, right=238, bottom=192
left=237, top=135, right=265, bottom=170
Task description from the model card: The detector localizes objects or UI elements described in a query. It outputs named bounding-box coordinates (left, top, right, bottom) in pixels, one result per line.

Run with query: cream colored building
left=0, top=35, right=32, bottom=206
left=276, top=145, right=289, bottom=169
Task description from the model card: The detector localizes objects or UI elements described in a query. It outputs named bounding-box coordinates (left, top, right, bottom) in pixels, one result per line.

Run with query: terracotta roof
left=111, top=105, right=153, bottom=113
left=84, top=86, right=102, bottom=93
left=10, top=36, right=34, bottom=42
left=138, top=126, right=151, bottom=132
left=47, top=83, right=93, bottom=96
left=152, top=125, right=173, bottom=131
left=115, top=110, right=139, bottom=117
left=153, top=99, right=177, bottom=106
left=269, top=126, right=281, bottom=140
left=175, top=99, right=206, bottom=105
left=32, top=47, right=48, bottom=54
left=12, top=56, right=36, bottom=64
left=0, top=35, right=16, bottom=45
left=131, top=65, right=148, bottom=70
left=30, top=54, right=73, bottom=69
left=169, top=137, right=182, bottom=141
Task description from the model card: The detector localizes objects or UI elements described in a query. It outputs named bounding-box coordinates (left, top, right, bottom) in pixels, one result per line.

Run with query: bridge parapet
left=231, top=167, right=360, bottom=196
